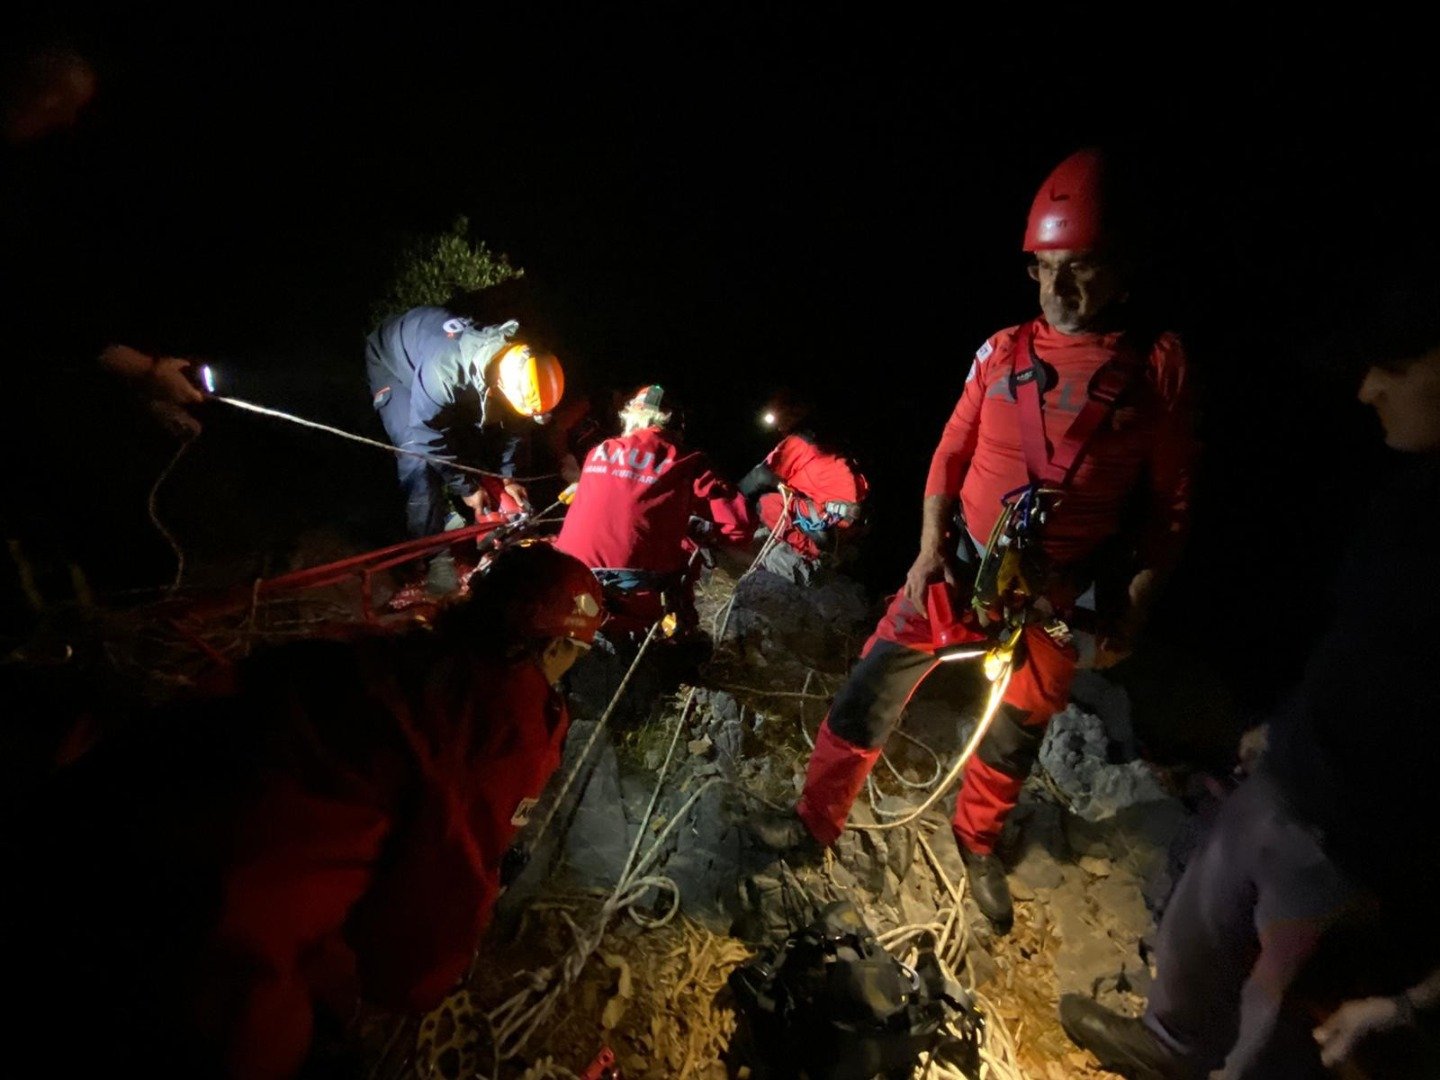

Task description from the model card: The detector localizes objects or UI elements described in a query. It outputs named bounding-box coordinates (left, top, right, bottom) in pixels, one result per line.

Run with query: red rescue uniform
left=796, top=317, right=1197, bottom=853
left=556, top=427, right=753, bottom=574
left=555, top=427, right=753, bottom=630
left=756, top=433, right=869, bottom=561
left=10, top=632, right=569, bottom=1079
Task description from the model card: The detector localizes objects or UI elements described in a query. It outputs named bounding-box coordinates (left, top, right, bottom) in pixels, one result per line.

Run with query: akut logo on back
left=584, top=443, right=672, bottom=485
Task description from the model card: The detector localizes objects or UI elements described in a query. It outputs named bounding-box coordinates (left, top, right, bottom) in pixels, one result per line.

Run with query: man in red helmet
left=5, top=541, right=605, bottom=1078
left=740, top=389, right=870, bottom=585
left=555, top=384, right=754, bottom=637
left=752, top=148, right=1198, bottom=932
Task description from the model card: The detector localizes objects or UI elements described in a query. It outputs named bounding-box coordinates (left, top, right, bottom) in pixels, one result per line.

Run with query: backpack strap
left=1011, top=318, right=1149, bottom=489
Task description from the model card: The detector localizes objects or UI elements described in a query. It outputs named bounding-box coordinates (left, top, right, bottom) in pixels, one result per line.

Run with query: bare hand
left=1093, top=569, right=1158, bottom=669
left=903, top=547, right=956, bottom=610
left=502, top=481, right=531, bottom=514
left=149, top=356, right=206, bottom=408
left=1314, top=996, right=1405, bottom=1067
left=1092, top=632, right=1134, bottom=670
left=461, top=488, right=492, bottom=516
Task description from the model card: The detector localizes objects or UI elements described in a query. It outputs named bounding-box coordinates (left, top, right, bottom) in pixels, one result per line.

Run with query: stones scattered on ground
left=470, top=559, right=1205, bottom=1078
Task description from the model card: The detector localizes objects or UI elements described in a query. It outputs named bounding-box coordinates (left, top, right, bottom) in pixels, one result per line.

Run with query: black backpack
left=726, top=900, right=982, bottom=1079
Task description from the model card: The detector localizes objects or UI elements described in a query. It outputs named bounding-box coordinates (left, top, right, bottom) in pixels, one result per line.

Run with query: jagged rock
left=1055, top=930, right=1127, bottom=997
left=1011, top=845, right=1065, bottom=893
left=898, top=873, right=937, bottom=929
left=561, top=733, right=634, bottom=889
left=1078, top=855, right=1112, bottom=877
left=1061, top=810, right=1117, bottom=859
left=1069, top=670, right=1136, bottom=748
left=1038, top=704, right=1170, bottom=821
left=1090, top=874, right=1152, bottom=942
left=1049, top=891, right=1095, bottom=946
left=712, top=719, right=744, bottom=765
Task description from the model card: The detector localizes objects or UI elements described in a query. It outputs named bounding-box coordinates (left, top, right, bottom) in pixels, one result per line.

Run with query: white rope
left=212, top=394, right=557, bottom=482
left=876, top=829, right=1027, bottom=1080
left=617, top=688, right=697, bottom=887
left=712, top=485, right=794, bottom=643
left=485, top=693, right=719, bottom=1062
left=849, top=660, right=1014, bottom=832
left=784, top=662, right=987, bottom=825
left=147, top=432, right=196, bottom=594
left=527, top=619, right=663, bottom=849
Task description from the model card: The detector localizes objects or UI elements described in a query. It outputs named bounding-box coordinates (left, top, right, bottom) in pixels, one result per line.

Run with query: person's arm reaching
left=903, top=338, right=993, bottom=607
left=98, top=343, right=206, bottom=435
left=1095, top=336, right=1199, bottom=667
left=1314, top=964, right=1440, bottom=1067
left=692, top=460, right=756, bottom=546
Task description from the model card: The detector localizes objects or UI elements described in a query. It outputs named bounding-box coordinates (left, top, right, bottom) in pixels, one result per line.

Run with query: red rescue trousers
left=795, top=589, right=1077, bottom=853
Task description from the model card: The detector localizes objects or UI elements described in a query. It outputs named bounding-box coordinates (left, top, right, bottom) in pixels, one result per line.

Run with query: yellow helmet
left=494, top=343, right=565, bottom=417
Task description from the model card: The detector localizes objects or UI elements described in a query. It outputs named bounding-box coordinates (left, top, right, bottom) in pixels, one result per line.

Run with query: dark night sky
left=11, top=10, right=1440, bottom=736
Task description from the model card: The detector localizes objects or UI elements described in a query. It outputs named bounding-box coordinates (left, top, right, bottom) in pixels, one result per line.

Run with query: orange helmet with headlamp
left=494, top=343, right=565, bottom=418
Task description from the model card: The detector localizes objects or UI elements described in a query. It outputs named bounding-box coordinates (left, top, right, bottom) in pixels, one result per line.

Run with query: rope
left=486, top=691, right=719, bottom=1063
left=527, top=619, right=663, bottom=852
left=783, top=658, right=998, bottom=827
left=212, top=394, right=558, bottom=482
left=712, top=485, right=794, bottom=643
left=147, top=431, right=196, bottom=594
left=849, top=660, right=1014, bottom=832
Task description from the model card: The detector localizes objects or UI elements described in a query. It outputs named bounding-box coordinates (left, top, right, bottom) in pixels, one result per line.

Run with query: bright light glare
left=938, top=648, right=986, bottom=663
left=200, top=365, right=216, bottom=393
left=762, top=411, right=776, bottom=426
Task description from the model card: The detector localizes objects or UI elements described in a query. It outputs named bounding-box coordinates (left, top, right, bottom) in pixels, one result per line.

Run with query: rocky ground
left=15, top=521, right=1210, bottom=1079
left=355, top=547, right=1217, bottom=1080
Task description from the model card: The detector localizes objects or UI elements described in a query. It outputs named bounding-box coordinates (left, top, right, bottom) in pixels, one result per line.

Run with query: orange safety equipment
left=1023, top=148, right=1106, bottom=253
left=494, top=343, right=565, bottom=417
left=484, top=540, right=605, bottom=645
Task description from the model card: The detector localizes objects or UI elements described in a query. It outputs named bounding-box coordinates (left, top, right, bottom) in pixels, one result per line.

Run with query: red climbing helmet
left=1023, top=148, right=1107, bottom=252
left=483, top=540, right=606, bottom=645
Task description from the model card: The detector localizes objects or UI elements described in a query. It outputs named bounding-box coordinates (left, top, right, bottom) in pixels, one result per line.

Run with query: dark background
left=9, top=10, right=1438, bottom=754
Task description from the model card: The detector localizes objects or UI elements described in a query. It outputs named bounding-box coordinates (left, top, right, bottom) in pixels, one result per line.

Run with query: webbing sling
left=1010, top=319, right=1145, bottom=488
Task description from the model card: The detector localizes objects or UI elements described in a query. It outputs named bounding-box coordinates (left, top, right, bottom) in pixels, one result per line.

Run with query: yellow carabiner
left=983, top=623, right=1025, bottom=682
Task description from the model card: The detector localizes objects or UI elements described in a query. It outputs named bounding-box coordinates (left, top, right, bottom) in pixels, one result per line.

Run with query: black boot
left=1059, top=995, right=1197, bottom=1080
left=748, top=807, right=824, bottom=860
left=957, top=840, right=1013, bottom=932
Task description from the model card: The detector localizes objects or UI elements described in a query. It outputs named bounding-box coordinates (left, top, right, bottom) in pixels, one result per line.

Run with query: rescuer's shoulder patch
left=975, top=339, right=994, bottom=363
left=372, top=385, right=392, bottom=408
left=442, top=316, right=474, bottom=335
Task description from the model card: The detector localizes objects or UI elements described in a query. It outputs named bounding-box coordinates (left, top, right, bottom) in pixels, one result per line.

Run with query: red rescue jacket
left=212, top=637, right=568, bottom=1076
left=24, top=633, right=569, bottom=1080
left=555, top=427, right=753, bottom=574
left=756, top=433, right=869, bottom=560
left=924, top=318, right=1196, bottom=572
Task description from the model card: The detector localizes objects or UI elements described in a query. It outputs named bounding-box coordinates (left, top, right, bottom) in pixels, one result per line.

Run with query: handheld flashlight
left=199, top=364, right=217, bottom=394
